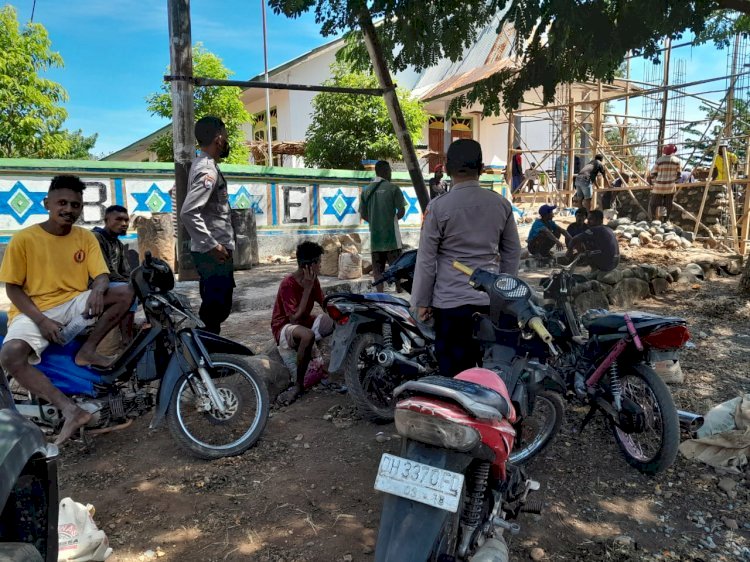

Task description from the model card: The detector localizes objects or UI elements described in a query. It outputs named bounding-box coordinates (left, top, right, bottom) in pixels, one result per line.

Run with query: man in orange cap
left=648, top=143, right=681, bottom=222
left=428, top=164, right=448, bottom=199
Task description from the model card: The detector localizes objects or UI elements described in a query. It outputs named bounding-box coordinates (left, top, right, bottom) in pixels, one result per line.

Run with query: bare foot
left=74, top=350, right=116, bottom=368
left=55, top=406, right=92, bottom=445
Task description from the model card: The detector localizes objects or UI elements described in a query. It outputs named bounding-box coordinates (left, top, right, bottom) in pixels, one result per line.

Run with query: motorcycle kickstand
left=578, top=403, right=600, bottom=434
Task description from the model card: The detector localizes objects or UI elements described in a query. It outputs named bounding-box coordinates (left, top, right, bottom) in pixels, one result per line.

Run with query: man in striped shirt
left=648, top=144, right=681, bottom=222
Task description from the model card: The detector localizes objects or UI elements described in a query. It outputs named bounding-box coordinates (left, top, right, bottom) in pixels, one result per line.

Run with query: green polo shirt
left=360, top=178, right=407, bottom=252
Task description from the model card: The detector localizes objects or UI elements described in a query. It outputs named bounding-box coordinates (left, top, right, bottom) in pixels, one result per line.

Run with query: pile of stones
left=568, top=259, right=743, bottom=313
left=607, top=217, right=695, bottom=250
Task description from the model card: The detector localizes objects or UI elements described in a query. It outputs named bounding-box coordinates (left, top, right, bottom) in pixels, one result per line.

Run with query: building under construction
left=504, top=35, right=750, bottom=256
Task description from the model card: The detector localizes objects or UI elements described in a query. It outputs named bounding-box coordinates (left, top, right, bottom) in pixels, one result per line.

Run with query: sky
left=7, top=0, right=331, bottom=155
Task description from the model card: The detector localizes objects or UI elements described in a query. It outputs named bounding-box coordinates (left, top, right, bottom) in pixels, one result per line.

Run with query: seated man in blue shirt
left=527, top=205, right=571, bottom=257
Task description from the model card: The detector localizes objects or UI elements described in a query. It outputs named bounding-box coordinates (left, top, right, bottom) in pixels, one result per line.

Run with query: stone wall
left=613, top=184, right=730, bottom=237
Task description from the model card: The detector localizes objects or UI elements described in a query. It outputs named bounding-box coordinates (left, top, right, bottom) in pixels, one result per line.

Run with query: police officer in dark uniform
left=412, top=139, right=521, bottom=377
left=180, top=116, right=235, bottom=334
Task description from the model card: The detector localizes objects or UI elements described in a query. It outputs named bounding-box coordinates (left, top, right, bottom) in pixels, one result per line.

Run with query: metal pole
left=359, top=13, right=428, bottom=211
left=656, top=38, right=672, bottom=158
left=167, top=0, right=196, bottom=280
left=261, top=0, right=273, bottom=165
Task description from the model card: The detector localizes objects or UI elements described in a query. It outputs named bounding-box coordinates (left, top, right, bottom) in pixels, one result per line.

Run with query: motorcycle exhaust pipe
left=469, top=537, right=510, bottom=562
left=376, top=349, right=427, bottom=373
left=678, top=410, right=704, bottom=435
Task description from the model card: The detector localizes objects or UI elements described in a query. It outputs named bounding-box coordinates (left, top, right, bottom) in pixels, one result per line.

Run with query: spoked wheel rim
left=357, top=347, right=396, bottom=410
left=514, top=396, right=557, bottom=461
left=175, top=361, right=264, bottom=451
left=614, top=374, right=664, bottom=462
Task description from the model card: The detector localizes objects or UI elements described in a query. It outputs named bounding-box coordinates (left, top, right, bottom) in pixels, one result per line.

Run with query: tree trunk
left=167, top=0, right=197, bottom=280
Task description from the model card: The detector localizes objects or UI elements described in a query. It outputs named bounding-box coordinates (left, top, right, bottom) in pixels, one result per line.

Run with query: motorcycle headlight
left=494, top=274, right=530, bottom=299
left=395, top=408, right=481, bottom=452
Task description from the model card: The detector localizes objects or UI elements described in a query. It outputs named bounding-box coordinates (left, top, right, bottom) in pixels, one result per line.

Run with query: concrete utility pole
left=167, top=0, right=196, bottom=279
left=359, top=14, right=429, bottom=211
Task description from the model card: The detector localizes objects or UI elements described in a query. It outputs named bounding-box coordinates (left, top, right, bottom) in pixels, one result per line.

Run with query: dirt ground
left=57, top=250, right=750, bottom=562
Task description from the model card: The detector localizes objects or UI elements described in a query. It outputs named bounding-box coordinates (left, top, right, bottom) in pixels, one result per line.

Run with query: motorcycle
left=454, top=254, right=684, bottom=475
left=373, top=368, right=541, bottom=561
left=3, top=252, right=269, bottom=460
left=325, top=250, right=437, bottom=422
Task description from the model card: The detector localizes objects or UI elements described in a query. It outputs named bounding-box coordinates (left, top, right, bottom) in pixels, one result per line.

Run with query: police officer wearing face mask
left=180, top=116, right=235, bottom=334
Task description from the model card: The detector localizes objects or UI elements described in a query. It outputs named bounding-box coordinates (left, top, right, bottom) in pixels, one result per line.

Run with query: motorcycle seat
left=395, top=374, right=512, bottom=421
left=584, top=311, right=685, bottom=335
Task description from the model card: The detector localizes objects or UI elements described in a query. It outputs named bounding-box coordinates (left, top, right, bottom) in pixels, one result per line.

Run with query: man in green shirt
left=360, top=161, right=407, bottom=292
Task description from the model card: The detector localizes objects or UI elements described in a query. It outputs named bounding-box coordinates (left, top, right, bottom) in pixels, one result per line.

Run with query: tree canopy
left=0, top=6, right=97, bottom=159
left=304, top=63, right=426, bottom=169
left=271, top=0, right=750, bottom=115
left=146, top=43, right=251, bottom=164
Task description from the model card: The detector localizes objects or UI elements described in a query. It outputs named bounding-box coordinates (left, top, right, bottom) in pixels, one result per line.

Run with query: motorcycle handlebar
left=527, top=317, right=553, bottom=344
left=452, top=261, right=475, bottom=276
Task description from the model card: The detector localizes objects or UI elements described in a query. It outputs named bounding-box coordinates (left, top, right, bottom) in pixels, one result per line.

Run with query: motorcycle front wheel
left=610, top=363, right=679, bottom=475
left=344, top=333, right=398, bottom=423
left=166, top=353, right=269, bottom=460
left=509, top=390, right=564, bottom=465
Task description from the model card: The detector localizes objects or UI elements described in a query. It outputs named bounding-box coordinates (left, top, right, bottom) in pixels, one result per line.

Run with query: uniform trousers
left=191, top=251, right=236, bottom=334
left=433, top=305, right=489, bottom=378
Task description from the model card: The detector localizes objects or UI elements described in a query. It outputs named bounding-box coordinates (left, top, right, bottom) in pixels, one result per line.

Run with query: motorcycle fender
left=193, top=328, right=254, bottom=356
left=536, top=369, right=566, bottom=395
left=374, top=441, right=472, bottom=562
left=328, top=316, right=366, bottom=374
left=150, top=353, right=185, bottom=430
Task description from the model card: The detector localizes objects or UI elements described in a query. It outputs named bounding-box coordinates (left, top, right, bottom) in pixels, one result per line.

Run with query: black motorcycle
left=325, top=250, right=437, bottom=422
left=454, top=255, right=684, bottom=475
left=5, top=253, right=270, bottom=460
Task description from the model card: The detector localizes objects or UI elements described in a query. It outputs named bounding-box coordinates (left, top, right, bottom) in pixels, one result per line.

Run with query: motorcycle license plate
left=374, top=453, right=464, bottom=513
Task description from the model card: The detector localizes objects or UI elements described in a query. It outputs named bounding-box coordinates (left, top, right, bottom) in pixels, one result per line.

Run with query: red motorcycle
left=373, top=368, right=540, bottom=561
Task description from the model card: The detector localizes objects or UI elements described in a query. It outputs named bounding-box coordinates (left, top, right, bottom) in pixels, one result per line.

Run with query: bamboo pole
left=723, top=146, right=740, bottom=252
left=507, top=111, right=515, bottom=191
left=741, top=136, right=750, bottom=255
left=359, top=14, right=428, bottom=210
left=567, top=87, right=575, bottom=207
left=656, top=38, right=672, bottom=157
left=693, top=134, right=725, bottom=236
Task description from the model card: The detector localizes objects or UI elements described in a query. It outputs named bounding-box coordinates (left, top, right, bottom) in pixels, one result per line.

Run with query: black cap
left=446, top=139, right=483, bottom=175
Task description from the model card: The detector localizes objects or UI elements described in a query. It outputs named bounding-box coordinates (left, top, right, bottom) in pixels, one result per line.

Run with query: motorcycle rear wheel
left=610, top=363, right=679, bottom=475
left=344, top=333, right=397, bottom=423
left=509, top=390, right=564, bottom=465
left=166, top=354, right=269, bottom=460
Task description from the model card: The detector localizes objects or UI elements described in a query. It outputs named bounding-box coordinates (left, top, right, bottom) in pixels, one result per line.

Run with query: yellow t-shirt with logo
left=713, top=151, right=738, bottom=181
left=0, top=225, right=109, bottom=321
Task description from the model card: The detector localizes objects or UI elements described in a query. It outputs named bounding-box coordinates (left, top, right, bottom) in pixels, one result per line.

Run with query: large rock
left=668, top=266, right=682, bottom=279
left=638, top=231, right=652, bottom=244
left=629, top=238, right=641, bottom=247
left=609, top=278, right=651, bottom=307
left=574, top=291, right=610, bottom=314
left=246, top=352, right=293, bottom=401
left=598, top=269, right=624, bottom=285
left=650, top=278, right=670, bottom=296
left=684, top=263, right=705, bottom=279
left=676, top=272, right=701, bottom=285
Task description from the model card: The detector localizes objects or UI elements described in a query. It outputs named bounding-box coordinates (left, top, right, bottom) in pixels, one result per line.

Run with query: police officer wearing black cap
left=411, top=139, right=522, bottom=378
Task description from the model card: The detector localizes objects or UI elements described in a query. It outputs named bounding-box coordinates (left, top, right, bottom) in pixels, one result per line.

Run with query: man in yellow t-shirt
left=0, top=175, right=135, bottom=444
left=712, top=145, right=739, bottom=181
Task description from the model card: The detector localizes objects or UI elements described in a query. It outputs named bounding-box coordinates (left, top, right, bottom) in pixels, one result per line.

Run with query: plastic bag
left=58, top=498, right=113, bottom=561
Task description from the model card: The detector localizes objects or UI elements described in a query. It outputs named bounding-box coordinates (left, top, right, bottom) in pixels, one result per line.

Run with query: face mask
left=220, top=139, right=231, bottom=159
